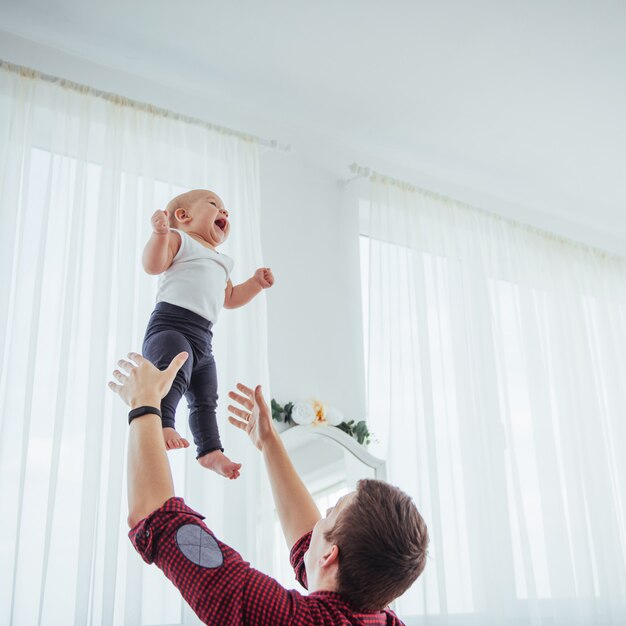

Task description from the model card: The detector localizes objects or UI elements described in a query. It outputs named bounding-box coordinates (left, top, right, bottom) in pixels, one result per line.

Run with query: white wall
left=260, top=151, right=366, bottom=418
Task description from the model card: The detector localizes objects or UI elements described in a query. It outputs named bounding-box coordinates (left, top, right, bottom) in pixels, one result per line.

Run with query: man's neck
left=307, top=572, right=339, bottom=595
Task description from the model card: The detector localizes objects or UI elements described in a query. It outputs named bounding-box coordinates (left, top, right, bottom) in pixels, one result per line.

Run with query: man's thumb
left=255, top=385, right=268, bottom=409
left=167, top=352, right=188, bottom=375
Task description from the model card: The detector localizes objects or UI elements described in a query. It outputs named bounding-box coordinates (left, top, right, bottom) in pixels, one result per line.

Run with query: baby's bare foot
left=197, top=450, right=242, bottom=479
left=163, top=427, right=190, bottom=450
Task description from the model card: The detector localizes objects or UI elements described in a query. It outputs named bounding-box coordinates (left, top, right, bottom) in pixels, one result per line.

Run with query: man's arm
left=109, top=352, right=188, bottom=526
left=228, top=384, right=321, bottom=549
left=223, top=268, right=274, bottom=309
left=109, top=354, right=309, bottom=626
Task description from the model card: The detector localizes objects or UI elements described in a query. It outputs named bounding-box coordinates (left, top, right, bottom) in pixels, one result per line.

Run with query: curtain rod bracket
left=338, top=163, right=371, bottom=189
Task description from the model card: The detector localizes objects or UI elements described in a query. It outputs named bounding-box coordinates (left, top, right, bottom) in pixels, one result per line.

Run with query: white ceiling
left=1, top=0, right=625, bottom=245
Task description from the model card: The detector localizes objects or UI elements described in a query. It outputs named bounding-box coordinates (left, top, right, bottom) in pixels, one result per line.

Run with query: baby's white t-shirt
left=156, top=229, right=234, bottom=323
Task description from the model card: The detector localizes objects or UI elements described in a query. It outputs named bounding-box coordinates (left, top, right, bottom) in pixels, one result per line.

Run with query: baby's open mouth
left=215, top=218, right=227, bottom=232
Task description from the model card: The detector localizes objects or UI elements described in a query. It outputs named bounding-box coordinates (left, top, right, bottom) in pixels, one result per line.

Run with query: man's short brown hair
left=325, top=479, right=428, bottom=612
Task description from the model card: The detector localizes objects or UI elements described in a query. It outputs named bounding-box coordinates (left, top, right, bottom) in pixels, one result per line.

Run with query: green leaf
left=271, top=398, right=285, bottom=422
left=284, top=402, right=294, bottom=424
left=336, top=422, right=352, bottom=436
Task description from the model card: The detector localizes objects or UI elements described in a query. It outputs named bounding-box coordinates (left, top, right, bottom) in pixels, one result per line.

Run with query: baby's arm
left=224, top=268, right=274, bottom=309
left=142, top=210, right=181, bottom=275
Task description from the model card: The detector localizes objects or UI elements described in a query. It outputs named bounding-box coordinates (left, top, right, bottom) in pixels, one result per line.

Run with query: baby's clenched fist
left=254, top=268, right=275, bottom=289
left=151, top=209, right=170, bottom=235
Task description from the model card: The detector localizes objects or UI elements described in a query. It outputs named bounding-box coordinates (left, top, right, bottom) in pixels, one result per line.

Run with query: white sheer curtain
left=0, top=61, right=269, bottom=626
left=362, top=175, right=626, bottom=625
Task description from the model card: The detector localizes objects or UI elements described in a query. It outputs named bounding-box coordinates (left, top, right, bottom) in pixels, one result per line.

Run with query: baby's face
left=185, top=190, right=230, bottom=246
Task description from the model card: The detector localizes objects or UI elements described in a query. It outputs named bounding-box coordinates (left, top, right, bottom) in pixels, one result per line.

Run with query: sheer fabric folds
left=363, top=176, right=626, bottom=625
left=0, top=63, right=269, bottom=626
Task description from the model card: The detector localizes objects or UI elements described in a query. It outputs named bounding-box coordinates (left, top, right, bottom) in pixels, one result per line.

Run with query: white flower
left=291, top=401, right=316, bottom=425
left=325, top=406, right=344, bottom=426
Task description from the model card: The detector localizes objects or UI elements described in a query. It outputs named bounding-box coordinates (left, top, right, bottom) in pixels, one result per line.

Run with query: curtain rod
left=339, top=163, right=421, bottom=192
left=339, top=163, right=420, bottom=191
left=0, top=59, right=291, bottom=153
left=337, top=163, right=371, bottom=189
left=342, top=162, right=626, bottom=262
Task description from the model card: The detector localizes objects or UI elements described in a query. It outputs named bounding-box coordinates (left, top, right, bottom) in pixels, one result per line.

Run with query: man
left=109, top=351, right=428, bottom=625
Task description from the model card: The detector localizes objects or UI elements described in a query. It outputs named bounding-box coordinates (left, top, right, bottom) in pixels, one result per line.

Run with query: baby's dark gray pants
left=142, top=302, right=222, bottom=458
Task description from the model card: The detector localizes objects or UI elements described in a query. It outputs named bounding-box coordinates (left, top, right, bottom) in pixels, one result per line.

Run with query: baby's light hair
left=165, top=189, right=221, bottom=229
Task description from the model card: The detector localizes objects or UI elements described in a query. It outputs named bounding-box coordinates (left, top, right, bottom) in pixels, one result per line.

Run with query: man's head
left=305, top=479, right=428, bottom=612
left=166, top=189, right=230, bottom=247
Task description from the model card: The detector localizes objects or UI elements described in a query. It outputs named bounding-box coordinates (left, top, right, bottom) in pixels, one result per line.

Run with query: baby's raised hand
left=254, top=267, right=274, bottom=289
left=151, top=209, right=170, bottom=235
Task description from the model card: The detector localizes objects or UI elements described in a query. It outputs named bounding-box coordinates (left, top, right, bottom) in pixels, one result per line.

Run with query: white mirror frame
left=280, top=423, right=386, bottom=481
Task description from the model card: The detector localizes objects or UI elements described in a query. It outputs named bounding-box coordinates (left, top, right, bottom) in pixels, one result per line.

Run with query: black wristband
left=128, top=406, right=162, bottom=424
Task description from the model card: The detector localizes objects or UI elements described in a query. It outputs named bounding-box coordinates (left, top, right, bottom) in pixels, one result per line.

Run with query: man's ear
left=174, top=207, right=190, bottom=223
left=319, top=544, right=340, bottom=569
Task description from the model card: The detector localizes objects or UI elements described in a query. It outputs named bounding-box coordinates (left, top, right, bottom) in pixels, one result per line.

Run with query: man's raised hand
left=227, top=383, right=276, bottom=451
left=108, top=352, right=188, bottom=409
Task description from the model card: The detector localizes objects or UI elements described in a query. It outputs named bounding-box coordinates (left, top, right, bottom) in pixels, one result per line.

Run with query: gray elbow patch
left=176, top=524, right=224, bottom=568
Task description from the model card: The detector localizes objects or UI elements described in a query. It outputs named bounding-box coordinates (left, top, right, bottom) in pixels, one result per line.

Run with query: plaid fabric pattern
left=129, top=497, right=404, bottom=625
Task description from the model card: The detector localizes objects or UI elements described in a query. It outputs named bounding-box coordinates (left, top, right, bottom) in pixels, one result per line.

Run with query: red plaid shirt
left=129, top=497, right=404, bottom=625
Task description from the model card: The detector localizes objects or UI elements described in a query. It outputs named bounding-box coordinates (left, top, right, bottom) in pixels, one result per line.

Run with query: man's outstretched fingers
left=117, top=359, right=135, bottom=374
left=228, top=390, right=253, bottom=410
left=228, top=404, right=249, bottom=421
left=228, top=415, right=247, bottom=431
left=236, top=383, right=254, bottom=397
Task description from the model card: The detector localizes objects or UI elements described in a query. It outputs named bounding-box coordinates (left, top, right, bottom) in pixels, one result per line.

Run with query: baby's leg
left=186, top=355, right=241, bottom=479
left=142, top=329, right=194, bottom=450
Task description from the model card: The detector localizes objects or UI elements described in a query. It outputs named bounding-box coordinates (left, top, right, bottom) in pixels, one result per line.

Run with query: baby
left=142, top=189, right=274, bottom=479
